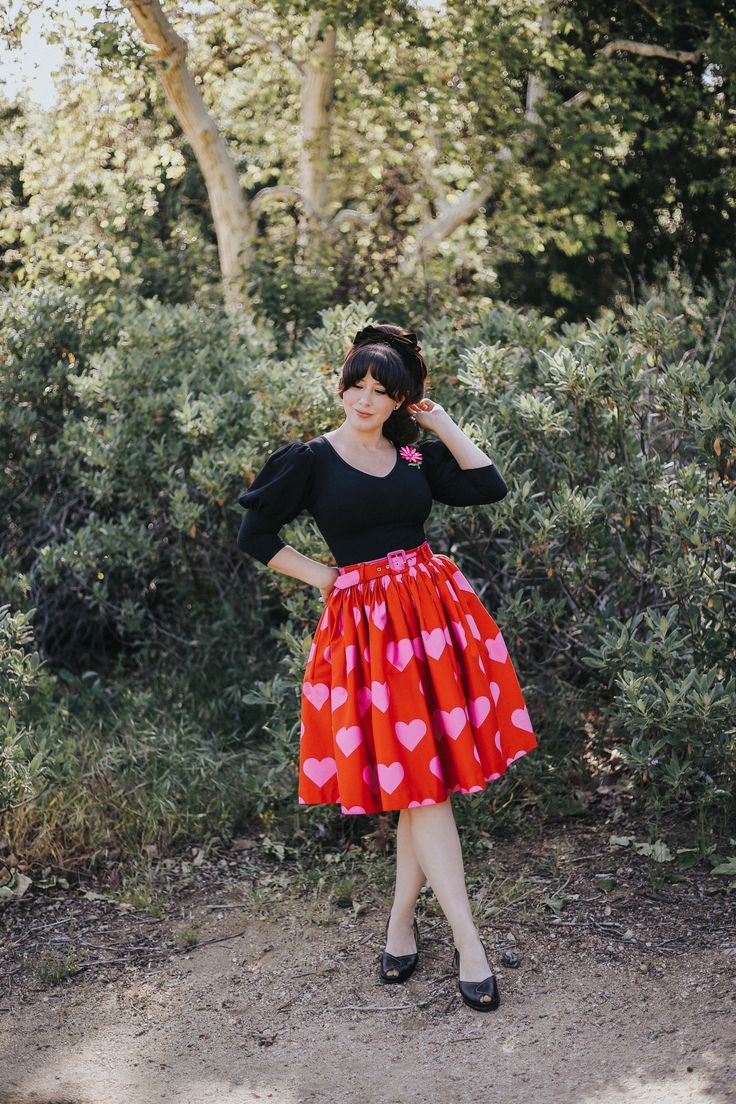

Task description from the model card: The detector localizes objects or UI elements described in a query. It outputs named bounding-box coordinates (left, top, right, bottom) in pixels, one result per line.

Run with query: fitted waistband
left=334, top=541, right=434, bottom=588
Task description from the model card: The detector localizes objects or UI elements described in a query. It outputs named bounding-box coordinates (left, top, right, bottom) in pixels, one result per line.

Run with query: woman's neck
left=332, top=422, right=392, bottom=451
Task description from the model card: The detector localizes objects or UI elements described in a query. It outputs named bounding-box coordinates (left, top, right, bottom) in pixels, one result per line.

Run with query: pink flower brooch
left=399, top=445, right=423, bottom=468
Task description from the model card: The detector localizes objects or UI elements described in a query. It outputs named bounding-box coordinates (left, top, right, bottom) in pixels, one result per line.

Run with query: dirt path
left=2, top=813, right=735, bottom=1104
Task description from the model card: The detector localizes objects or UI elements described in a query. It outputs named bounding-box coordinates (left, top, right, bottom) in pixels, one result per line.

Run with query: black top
left=236, top=434, right=508, bottom=567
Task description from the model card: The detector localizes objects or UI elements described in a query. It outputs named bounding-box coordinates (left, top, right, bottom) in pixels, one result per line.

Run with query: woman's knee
left=403, top=797, right=452, bottom=817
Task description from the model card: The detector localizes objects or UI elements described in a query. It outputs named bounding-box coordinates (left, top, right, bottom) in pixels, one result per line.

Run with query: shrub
left=1, top=273, right=734, bottom=868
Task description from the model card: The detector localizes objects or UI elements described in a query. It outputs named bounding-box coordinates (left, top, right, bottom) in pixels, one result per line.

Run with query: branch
left=525, top=9, right=553, bottom=126
left=632, top=0, right=662, bottom=25
left=599, top=39, right=704, bottom=64
left=241, top=19, right=304, bottom=78
left=562, top=38, right=705, bottom=107
left=251, top=183, right=315, bottom=218
left=196, top=7, right=304, bottom=77
left=397, top=142, right=519, bottom=270
left=330, top=207, right=381, bottom=228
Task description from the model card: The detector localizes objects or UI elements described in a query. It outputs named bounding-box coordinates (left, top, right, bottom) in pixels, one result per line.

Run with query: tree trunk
left=124, top=0, right=255, bottom=313
left=298, top=11, right=337, bottom=257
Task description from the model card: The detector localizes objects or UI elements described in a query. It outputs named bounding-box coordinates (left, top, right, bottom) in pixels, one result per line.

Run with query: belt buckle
left=387, top=548, right=407, bottom=572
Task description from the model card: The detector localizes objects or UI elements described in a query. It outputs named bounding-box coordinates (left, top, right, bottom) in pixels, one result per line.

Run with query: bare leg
left=383, top=809, right=426, bottom=973
left=404, top=797, right=494, bottom=998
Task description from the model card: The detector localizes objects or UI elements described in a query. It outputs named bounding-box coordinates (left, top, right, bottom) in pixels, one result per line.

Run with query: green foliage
left=0, top=605, right=52, bottom=815
left=1, top=272, right=734, bottom=868
left=234, top=283, right=736, bottom=840
left=35, top=950, right=79, bottom=986
left=1, top=1, right=733, bottom=320
left=8, top=674, right=269, bottom=868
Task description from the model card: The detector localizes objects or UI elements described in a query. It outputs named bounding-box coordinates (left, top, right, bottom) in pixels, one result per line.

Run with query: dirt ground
left=1, top=808, right=735, bottom=1104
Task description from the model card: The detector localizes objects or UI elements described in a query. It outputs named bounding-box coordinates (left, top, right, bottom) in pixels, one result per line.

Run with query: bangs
left=340, top=346, right=413, bottom=399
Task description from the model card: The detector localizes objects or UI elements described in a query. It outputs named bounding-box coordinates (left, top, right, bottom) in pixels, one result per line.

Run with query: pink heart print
left=303, top=682, right=329, bottom=711
left=438, top=707, right=468, bottom=740
left=377, top=761, right=404, bottom=794
left=386, top=638, right=414, bottom=671
left=468, top=696, right=491, bottom=727
left=486, top=634, right=509, bottom=664
left=466, top=614, right=481, bottom=640
left=362, top=764, right=379, bottom=793
left=336, top=569, right=360, bottom=590
left=429, top=756, right=444, bottom=780
left=421, top=628, right=446, bottom=661
left=395, top=719, right=426, bottom=751
left=331, top=686, right=348, bottom=711
left=371, top=601, right=387, bottom=630
left=302, top=756, right=337, bottom=787
left=371, top=680, right=390, bottom=712
left=451, top=569, right=474, bottom=593
left=511, top=707, right=533, bottom=732
left=357, top=687, right=372, bottom=716
left=336, top=725, right=363, bottom=757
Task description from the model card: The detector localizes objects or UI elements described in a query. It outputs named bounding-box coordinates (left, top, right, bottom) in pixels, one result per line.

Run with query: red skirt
left=298, top=542, right=538, bottom=815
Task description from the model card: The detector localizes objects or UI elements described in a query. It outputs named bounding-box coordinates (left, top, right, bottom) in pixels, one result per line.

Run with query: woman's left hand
left=406, top=398, right=450, bottom=430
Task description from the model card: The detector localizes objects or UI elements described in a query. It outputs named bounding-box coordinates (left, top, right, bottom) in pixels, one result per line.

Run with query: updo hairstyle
left=338, top=323, right=428, bottom=446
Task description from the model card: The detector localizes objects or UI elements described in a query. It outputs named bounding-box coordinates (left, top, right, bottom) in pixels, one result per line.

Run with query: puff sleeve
left=236, top=440, right=315, bottom=565
left=420, top=438, right=508, bottom=506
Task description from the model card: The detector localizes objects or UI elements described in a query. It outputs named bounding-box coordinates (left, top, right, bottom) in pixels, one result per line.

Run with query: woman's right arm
left=265, top=545, right=339, bottom=603
left=236, top=440, right=338, bottom=602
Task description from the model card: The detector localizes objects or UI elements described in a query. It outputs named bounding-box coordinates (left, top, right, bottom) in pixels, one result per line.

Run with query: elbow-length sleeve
left=236, top=440, right=315, bottom=565
left=420, top=438, right=508, bottom=506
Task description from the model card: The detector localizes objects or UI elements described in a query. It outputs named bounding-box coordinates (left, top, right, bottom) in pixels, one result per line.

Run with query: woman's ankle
left=452, top=926, right=484, bottom=952
left=388, top=906, right=416, bottom=929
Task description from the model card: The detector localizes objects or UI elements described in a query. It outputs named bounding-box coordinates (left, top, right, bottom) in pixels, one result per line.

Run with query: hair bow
left=352, top=326, right=421, bottom=353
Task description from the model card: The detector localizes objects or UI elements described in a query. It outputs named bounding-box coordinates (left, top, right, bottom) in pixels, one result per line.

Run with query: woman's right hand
left=318, top=567, right=340, bottom=604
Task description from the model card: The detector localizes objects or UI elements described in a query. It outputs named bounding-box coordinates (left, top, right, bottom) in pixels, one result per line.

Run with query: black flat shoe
left=379, top=916, right=419, bottom=984
left=452, top=945, right=501, bottom=1011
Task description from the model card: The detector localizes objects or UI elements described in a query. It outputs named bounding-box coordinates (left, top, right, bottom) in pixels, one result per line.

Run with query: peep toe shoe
left=379, top=916, right=420, bottom=984
left=452, top=944, right=501, bottom=1011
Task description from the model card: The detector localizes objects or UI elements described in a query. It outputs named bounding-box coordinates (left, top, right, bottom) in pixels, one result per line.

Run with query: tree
left=1, top=1, right=733, bottom=318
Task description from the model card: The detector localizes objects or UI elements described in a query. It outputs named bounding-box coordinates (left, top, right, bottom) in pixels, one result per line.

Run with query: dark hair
left=338, top=323, right=428, bottom=446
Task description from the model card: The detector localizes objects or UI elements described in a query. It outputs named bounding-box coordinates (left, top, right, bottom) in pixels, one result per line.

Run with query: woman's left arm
left=406, top=399, right=494, bottom=469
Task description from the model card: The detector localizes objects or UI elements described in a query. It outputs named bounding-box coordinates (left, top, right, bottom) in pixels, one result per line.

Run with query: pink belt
left=334, top=541, right=434, bottom=588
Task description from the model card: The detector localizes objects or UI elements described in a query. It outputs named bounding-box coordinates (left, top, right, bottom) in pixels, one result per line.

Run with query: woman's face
left=341, top=368, right=402, bottom=430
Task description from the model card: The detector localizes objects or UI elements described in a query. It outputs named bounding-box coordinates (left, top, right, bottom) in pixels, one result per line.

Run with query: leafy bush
left=1, top=272, right=734, bottom=868
left=0, top=605, right=51, bottom=817
left=237, top=288, right=736, bottom=841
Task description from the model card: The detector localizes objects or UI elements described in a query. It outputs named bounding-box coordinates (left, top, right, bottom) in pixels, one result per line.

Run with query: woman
left=236, top=323, right=538, bottom=1012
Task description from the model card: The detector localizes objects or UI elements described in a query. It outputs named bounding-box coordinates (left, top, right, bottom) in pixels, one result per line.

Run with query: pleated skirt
left=298, top=542, right=538, bottom=814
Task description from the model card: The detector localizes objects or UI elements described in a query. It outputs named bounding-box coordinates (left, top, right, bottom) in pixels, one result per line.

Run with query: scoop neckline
left=319, top=434, right=399, bottom=480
